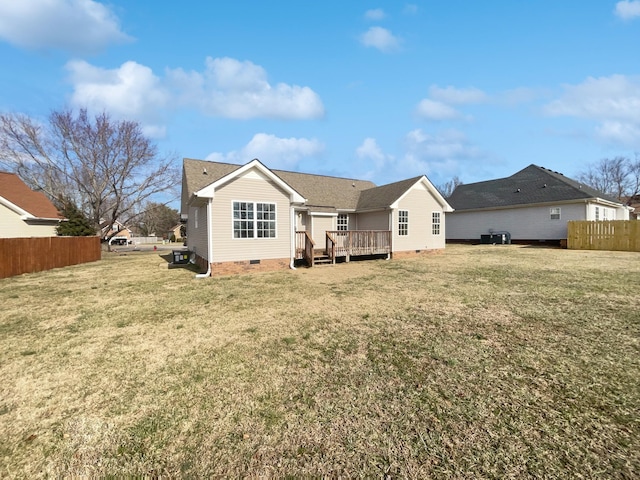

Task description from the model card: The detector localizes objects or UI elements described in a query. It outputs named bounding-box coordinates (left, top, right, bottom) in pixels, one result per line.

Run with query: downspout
left=195, top=198, right=213, bottom=278
left=289, top=205, right=297, bottom=270
left=387, top=208, right=392, bottom=260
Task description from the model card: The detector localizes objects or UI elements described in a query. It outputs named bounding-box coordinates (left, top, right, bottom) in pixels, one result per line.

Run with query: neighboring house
left=0, top=171, right=63, bottom=238
left=621, top=195, right=640, bottom=220
left=446, top=164, right=632, bottom=243
left=100, top=220, right=133, bottom=241
left=181, top=158, right=453, bottom=275
left=167, top=223, right=183, bottom=241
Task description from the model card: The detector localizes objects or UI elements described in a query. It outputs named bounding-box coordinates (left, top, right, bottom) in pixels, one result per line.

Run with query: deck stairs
left=313, top=250, right=332, bottom=265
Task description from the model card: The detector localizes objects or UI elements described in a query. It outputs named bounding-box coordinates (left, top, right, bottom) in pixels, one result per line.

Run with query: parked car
left=109, top=236, right=129, bottom=246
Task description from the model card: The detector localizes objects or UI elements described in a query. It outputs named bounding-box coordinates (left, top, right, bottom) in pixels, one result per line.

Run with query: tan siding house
left=182, top=158, right=453, bottom=276
left=211, top=172, right=292, bottom=262
left=0, top=171, right=62, bottom=238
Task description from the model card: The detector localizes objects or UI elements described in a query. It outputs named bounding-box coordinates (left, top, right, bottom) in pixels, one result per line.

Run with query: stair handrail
left=326, top=232, right=337, bottom=263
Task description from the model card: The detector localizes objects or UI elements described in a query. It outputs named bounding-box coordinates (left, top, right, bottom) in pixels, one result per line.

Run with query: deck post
left=346, top=231, right=351, bottom=262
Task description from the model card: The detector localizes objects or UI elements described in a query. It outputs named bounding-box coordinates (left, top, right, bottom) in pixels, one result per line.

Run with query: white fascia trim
left=0, top=196, right=33, bottom=218
left=194, top=159, right=306, bottom=204
left=593, top=198, right=629, bottom=209
left=389, top=176, right=454, bottom=212
left=309, top=212, right=338, bottom=217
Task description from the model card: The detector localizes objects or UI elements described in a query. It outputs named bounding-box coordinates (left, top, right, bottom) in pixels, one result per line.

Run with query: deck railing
left=295, top=231, right=315, bottom=266
left=326, top=230, right=391, bottom=262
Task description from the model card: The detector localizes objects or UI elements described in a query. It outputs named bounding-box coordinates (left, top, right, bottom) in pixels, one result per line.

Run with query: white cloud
left=66, top=57, right=325, bottom=135
left=404, top=128, right=480, bottom=160
left=416, top=85, right=487, bottom=121
left=403, top=4, right=419, bottom=15
left=169, top=57, right=325, bottom=120
left=356, top=138, right=386, bottom=163
left=364, top=9, right=386, bottom=21
left=544, top=74, right=640, bottom=146
left=359, top=27, right=401, bottom=53
left=206, top=133, right=325, bottom=170
left=0, top=0, right=131, bottom=54
left=397, top=129, right=483, bottom=179
left=416, top=99, right=464, bottom=121
left=614, top=1, right=640, bottom=20
left=428, top=85, right=488, bottom=105
left=66, top=60, right=169, bottom=136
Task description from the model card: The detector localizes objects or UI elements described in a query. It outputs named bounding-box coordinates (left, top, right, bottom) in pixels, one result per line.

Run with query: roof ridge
left=184, top=157, right=376, bottom=184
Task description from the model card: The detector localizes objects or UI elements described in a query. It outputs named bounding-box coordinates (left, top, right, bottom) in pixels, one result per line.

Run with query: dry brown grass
left=1, top=245, right=638, bottom=477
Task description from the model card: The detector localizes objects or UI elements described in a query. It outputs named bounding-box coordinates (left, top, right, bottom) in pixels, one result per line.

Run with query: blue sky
left=1, top=0, right=639, bottom=199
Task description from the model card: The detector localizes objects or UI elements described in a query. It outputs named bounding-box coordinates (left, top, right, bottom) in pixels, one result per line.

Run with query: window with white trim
left=337, top=214, right=348, bottom=231
left=432, top=211, right=441, bottom=235
left=550, top=207, right=561, bottom=220
left=594, top=206, right=600, bottom=221
left=602, top=208, right=608, bottom=220
left=233, top=201, right=276, bottom=238
left=398, top=210, right=408, bottom=236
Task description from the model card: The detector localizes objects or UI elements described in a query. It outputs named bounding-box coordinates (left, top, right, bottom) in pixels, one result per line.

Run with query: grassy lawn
left=1, top=244, right=638, bottom=477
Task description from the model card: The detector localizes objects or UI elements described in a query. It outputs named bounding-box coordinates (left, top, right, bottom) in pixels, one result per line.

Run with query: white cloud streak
left=614, top=1, right=640, bottom=20
left=364, top=9, right=386, bottom=21
left=545, top=74, right=640, bottom=145
left=416, top=85, right=488, bottom=121
left=206, top=133, right=325, bottom=170
left=0, top=0, right=131, bottom=54
left=359, top=27, right=401, bottom=53
left=168, top=57, right=325, bottom=120
left=66, top=57, right=325, bottom=136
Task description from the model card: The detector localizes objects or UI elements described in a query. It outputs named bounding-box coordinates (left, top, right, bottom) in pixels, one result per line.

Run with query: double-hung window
left=398, top=210, right=408, bottom=236
left=432, top=212, right=441, bottom=235
left=550, top=207, right=561, bottom=220
left=337, top=214, right=348, bottom=231
left=233, top=201, right=276, bottom=238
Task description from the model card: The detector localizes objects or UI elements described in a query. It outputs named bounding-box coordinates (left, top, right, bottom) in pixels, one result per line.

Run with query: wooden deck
left=296, top=230, right=391, bottom=266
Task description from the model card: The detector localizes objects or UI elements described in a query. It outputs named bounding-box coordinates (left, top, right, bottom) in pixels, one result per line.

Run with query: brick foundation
left=391, top=248, right=444, bottom=259
left=195, top=255, right=291, bottom=276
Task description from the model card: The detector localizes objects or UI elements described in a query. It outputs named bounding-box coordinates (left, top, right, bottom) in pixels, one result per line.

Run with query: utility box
left=172, top=250, right=190, bottom=264
left=481, top=233, right=511, bottom=245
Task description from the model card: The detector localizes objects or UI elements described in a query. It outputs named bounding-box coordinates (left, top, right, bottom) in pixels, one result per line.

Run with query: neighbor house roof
left=0, top=171, right=62, bottom=219
left=447, top=164, right=623, bottom=211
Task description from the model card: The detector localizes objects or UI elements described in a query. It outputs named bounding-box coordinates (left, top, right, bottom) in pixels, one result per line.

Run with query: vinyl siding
left=356, top=210, right=389, bottom=230
left=310, top=215, right=334, bottom=246
left=446, top=203, right=587, bottom=240
left=587, top=203, right=629, bottom=221
left=211, top=172, right=291, bottom=262
left=187, top=204, right=209, bottom=260
left=0, top=204, right=57, bottom=238
left=394, top=183, right=445, bottom=251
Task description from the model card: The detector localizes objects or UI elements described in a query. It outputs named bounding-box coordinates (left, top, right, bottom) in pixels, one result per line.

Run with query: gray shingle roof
left=447, top=164, right=622, bottom=211
left=181, top=158, right=433, bottom=215
left=357, top=176, right=423, bottom=211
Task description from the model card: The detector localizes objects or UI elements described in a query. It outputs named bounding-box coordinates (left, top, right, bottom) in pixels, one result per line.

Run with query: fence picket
left=0, top=237, right=101, bottom=279
left=567, top=221, right=640, bottom=252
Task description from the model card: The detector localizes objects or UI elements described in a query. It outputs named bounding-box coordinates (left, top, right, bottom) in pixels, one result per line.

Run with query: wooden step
left=313, top=255, right=332, bottom=265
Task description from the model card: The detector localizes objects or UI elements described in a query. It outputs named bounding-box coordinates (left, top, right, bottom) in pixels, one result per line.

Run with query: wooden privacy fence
left=567, top=220, right=640, bottom=252
left=0, top=236, right=101, bottom=279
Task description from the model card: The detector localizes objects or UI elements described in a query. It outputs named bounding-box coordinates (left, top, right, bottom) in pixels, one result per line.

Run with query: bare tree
left=580, top=155, right=640, bottom=202
left=136, top=202, right=180, bottom=237
left=0, top=109, right=179, bottom=239
left=436, top=175, right=463, bottom=198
